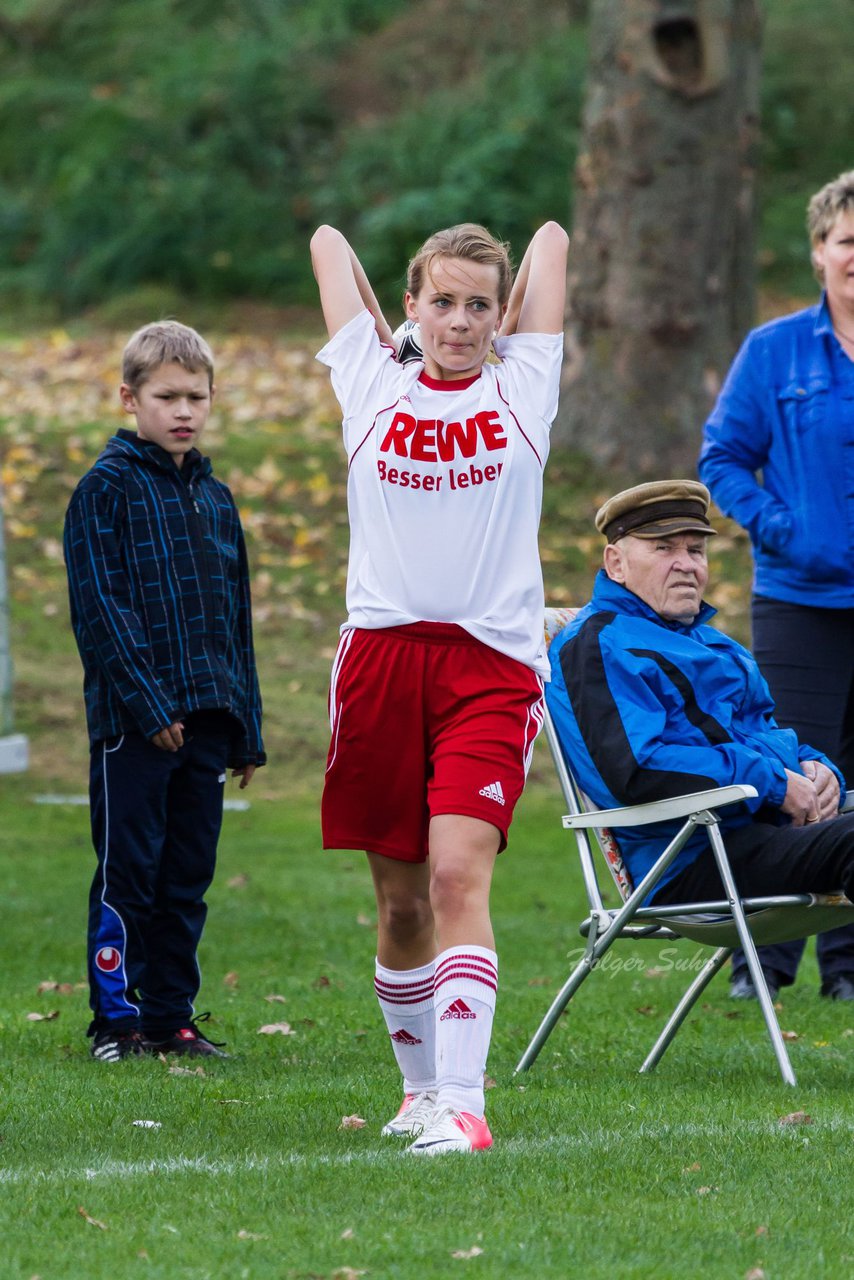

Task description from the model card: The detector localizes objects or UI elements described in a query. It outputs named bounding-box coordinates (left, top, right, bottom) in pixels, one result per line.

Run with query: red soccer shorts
left=321, top=622, right=544, bottom=861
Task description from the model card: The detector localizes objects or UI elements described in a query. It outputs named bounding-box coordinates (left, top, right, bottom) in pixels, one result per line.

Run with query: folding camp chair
left=515, top=607, right=854, bottom=1086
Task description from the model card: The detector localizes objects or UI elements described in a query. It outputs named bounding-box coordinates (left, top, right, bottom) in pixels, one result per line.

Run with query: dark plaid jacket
left=64, top=430, right=265, bottom=767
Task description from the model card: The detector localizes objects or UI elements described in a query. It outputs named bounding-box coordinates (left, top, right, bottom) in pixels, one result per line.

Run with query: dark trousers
left=87, top=722, right=229, bottom=1033
left=729, top=596, right=854, bottom=986
left=657, top=812, right=854, bottom=907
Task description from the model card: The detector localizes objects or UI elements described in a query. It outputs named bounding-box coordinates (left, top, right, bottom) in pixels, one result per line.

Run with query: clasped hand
left=781, top=760, right=839, bottom=826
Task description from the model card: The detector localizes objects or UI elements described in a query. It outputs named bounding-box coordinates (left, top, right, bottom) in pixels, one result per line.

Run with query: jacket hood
left=101, top=428, right=212, bottom=480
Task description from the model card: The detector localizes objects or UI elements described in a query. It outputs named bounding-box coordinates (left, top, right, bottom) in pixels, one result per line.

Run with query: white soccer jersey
left=317, top=309, right=563, bottom=678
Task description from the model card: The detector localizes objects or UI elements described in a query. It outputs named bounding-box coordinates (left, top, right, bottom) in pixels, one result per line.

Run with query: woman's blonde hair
left=122, top=320, right=215, bottom=392
left=406, top=224, right=513, bottom=307
left=807, top=171, right=854, bottom=248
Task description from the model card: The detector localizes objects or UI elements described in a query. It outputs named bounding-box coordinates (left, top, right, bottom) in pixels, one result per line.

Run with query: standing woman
left=699, top=170, right=854, bottom=1003
left=311, top=219, right=568, bottom=1153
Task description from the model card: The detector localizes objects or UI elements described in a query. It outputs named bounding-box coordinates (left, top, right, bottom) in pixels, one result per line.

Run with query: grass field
left=2, top=319, right=852, bottom=1279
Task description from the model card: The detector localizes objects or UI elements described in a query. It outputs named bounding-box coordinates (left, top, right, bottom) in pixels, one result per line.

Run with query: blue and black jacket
left=64, top=429, right=265, bottom=768
left=546, top=572, right=843, bottom=900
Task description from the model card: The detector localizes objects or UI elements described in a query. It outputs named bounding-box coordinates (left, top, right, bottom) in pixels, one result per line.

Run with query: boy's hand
left=151, top=722, right=184, bottom=752
left=232, top=764, right=257, bottom=790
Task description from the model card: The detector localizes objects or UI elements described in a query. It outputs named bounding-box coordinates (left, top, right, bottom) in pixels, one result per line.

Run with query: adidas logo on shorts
left=478, top=780, right=505, bottom=805
left=440, top=998, right=476, bottom=1021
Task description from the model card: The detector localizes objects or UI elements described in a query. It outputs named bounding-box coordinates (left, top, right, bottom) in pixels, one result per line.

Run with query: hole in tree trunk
left=653, top=18, right=703, bottom=89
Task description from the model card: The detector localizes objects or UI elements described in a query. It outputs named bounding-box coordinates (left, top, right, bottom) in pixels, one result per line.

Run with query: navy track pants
left=87, top=724, right=229, bottom=1034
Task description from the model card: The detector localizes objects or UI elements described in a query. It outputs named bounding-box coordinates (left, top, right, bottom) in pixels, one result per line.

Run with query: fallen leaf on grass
left=644, top=967, right=668, bottom=978
left=341, top=1228, right=355, bottom=1240
left=696, top=1186, right=719, bottom=1196
left=78, top=1207, right=108, bottom=1230
left=332, top=1269, right=367, bottom=1279
left=168, top=1064, right=206, bottom=1077
left=264, top=993, right=287, bottom=1003
left=223, top=971, right=239, bottom=989
left=527, top=976, right=553, bottom=987
left=37, top=981, right=76, bottom=995
left=217, top=1099, right=249, bottom=1105
left=755, top=1225, right=769, bottom=1237
left=812, top=1040, right=829, bottom=1048
left=484, top=1075, right=497, bottom=1090
left=237, top=1230, right=267, bottom=1241
left=339, top=1115, right=367, bottom=1130
left=132, top=1120, right=162, bottom=1129
left=356, top=913, right=374, bottom=927
left=842, top=1028, right=853, bottom=1037
left=745, top=1269, right=767, bottom=1279
left=227, top=874, right=249, bottom=889
left=451, top=1246, right=484, bottom=1259
left=313, top=975, right=331, bottom=989
left=26, top=1011, right=59, bottom=1022
left=635, top=1005, right=656, bottom=1016
left=682, top=1162, right=701, bottom=1174
left=779, top=1111, right=812, bottom=1126
left=258, top=1022, right=295, bottom=1036
left=781, top=1030, right=799, bottom=1041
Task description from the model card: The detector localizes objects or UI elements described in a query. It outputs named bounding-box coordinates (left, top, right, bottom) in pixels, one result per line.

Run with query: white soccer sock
left=374, top=958, right=437, bottom=1094
left=433, top=945, right=498, bottom=1117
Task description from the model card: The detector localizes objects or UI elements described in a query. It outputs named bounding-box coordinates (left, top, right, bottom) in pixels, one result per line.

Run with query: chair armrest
left=562, top=784, right=758, bottom=830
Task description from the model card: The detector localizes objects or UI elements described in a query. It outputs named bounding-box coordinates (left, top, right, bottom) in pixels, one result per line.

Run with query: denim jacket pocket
left=777, top=377, right=830, bottom=432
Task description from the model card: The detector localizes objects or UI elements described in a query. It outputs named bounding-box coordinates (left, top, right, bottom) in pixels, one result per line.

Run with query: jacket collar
left=591, top=568, right=717, bottom=632
left=105, top=428, right=212, bottom=480
left=813, top=291, right=833, bottom=338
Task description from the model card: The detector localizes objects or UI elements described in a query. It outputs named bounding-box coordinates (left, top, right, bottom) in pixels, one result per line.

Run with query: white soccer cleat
left=381, top=1089, right=437, bottom=1137
left=407, top=1105, right=493, bottom=1155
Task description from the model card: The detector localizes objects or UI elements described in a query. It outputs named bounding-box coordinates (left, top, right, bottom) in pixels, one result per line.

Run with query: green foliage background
left=0, top=0, right=851, bottom=316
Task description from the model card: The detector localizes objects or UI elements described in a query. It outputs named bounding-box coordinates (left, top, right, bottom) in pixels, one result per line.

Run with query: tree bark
left=555, top=0, right=763, bottom=474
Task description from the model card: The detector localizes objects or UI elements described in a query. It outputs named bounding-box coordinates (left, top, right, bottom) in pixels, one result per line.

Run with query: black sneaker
left=90, top=1027, right=146, bottom=1062
left=144, top=1014, right=229, bottom=1059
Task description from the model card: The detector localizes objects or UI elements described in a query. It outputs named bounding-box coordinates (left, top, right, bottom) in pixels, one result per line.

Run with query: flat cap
left=595, top=479, right=716, bottom=544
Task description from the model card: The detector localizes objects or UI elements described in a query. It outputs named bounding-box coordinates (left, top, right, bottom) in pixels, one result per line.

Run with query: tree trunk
left=555, top=0, right=763, bottom=474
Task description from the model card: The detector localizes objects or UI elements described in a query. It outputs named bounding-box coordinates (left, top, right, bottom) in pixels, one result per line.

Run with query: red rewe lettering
left=475, top=410, right=506, bottom=451
left=410, top=419, right=438, bottom=462
left=380, top=411, right=417, bottom=456
left=437, top=418, right=479, bottom=461
left=383, top=410, right=508, bottom=460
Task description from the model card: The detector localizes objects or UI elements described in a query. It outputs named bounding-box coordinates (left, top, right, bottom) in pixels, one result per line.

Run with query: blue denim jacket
left=699, top=294, right=854, bottom=607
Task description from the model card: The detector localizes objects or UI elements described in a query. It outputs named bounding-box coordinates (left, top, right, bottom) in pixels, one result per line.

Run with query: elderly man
left=546, top=481, right=854, bottom=971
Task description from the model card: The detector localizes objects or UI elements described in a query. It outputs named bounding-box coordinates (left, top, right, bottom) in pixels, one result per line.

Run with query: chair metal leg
left=514, top=911, right=609, bottom=1074
left=706, top=822, right=797, bottom=1086
left=639, top=946, right=731, bottom=1074
left=514, top=947, right=596, bottom=1074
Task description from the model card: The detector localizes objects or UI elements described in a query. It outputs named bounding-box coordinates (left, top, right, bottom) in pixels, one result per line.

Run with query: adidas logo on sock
left=440, top=998, right=476, bottom=1022
left=390, top=1029, right=423, bottom=1044
left=478, top=780, right=505, bottom=805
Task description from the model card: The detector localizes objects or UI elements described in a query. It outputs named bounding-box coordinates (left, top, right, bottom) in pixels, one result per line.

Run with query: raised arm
left=499, top=221, right=569, bottom=337
left=310, top=224, right=394, bottom=345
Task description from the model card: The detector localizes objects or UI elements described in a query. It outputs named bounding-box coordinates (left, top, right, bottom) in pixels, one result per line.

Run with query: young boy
left=64, top=321, right=265, bottom=1062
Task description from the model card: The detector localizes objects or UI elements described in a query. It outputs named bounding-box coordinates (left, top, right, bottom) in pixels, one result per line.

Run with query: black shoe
left=143, top=1013, right=229, bottom=1058
left=820, top=974, right=854, bottom=1001
left=90, top=1027, right=146, bottom=1062
left=730, top=970, right=781, bottom=1001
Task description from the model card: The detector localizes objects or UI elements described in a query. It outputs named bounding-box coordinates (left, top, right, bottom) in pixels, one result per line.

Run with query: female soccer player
left=311, top=218, right=568, bottom=1154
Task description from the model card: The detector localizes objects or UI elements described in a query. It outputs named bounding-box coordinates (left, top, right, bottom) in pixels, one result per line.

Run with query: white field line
left=2, top=1119, right=853, bottom=1186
